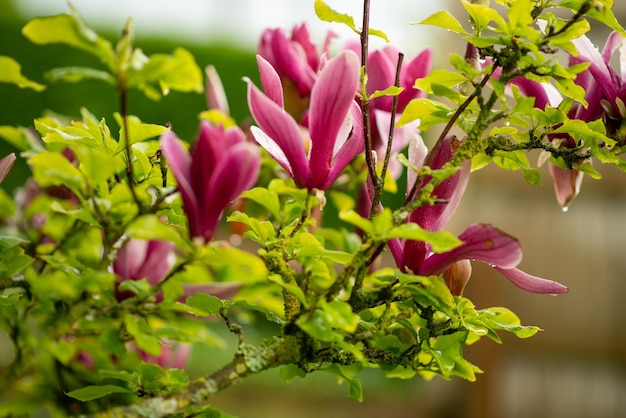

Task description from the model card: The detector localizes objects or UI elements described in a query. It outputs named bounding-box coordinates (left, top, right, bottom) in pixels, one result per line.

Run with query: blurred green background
left=2, top=1, right=626, bottom=418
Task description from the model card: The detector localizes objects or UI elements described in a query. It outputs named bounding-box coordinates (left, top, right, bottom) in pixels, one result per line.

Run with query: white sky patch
left=13, top=0, right=453, bottom=53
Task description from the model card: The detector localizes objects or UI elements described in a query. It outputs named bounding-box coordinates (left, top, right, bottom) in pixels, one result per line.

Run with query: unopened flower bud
left=442, top=259, right=472, bottom=296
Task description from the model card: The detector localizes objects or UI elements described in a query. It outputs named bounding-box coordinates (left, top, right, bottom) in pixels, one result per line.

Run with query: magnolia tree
left=0, top=0, right=624, bottom=416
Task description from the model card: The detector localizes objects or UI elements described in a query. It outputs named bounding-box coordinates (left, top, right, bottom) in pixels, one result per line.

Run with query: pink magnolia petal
left=249, top=126, right=293, bottom=177
left=256, top=55, right=284, bottom=107
left=387, top=237, right=406, bottom=272
left=549, top=163, right=583, bottom=209
left=291, top=23, right=321, bottom=71
left=308, top=50, right=360, bottom=187
left=203, top=142, right=260, bottom=241
left=602, top=32, right=624, bottom=66
left=192, top=122, right=224, bottom=213
left=270, top=28, right=315, bottom=94
left=247, top=80, right=310, bottom=186
left=161, top=132, right=202, bottom=237
left=512, top=74, right=565, bottom=110
left=494, top=266, right=568, bottom=295
left=421, top=224, right=523, bottom=275
left=113, top=239, right=149, bottom=280
left=406, top=134, right=428, bottom=196
left=398, top=47, right=433, bottom=111
left=205, top=65, right=229, bottom=114
left=138, top=240, right=176, bottom=286
left=409, top=136, right=470, bottom=232
left=571, top=33, right=618, bottom=102
left=323, top=102, right=364, bottom=189
left=368, top=49, right=396, bottom=111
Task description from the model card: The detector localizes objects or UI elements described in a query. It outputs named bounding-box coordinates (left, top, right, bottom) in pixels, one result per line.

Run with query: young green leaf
left=0, top=56, right=46, bottom=91
left=66, top=384, right=133, bottom=402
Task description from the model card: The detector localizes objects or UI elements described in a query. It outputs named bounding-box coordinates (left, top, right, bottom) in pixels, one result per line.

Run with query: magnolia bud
left=442, top=259, right=472, bottom=296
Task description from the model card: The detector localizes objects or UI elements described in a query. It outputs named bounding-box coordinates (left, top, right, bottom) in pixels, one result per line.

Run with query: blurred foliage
left=0, top=1, right=257, bottom=191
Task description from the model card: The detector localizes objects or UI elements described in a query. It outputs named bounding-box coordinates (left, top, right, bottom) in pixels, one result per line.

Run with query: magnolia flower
left=258, top=23, right=334, bottom=98
left=138, top=340, right=191, bottom=370
left=388, top=136, right=568, bottom=295
left=247, top=50, right=364, bottom=190
left=113, top=238, right=242, bottom=301
left=161, top=121, right=260, bottom=242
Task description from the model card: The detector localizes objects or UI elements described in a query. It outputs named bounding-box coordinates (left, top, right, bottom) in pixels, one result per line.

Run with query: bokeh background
left=1, top=1, right=626, bottom=417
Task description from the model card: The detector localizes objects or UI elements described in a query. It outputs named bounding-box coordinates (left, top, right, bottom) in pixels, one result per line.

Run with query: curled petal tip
left=495, top=267, right=569, bottom=295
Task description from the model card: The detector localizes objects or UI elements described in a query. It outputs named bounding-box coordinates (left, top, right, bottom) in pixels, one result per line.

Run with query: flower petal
left=549, top=163, right=583, bottom=209
left=323, top=102, right=364, bottom=189
left=308, top=50, right=360, bottom=188
left=398, top=47, right=433, bottom=111
left=138, top=240, right=176, bottom=285
left=408, top=136, right=470, bottom=232
left=205, top=65, right=229, bottom=114
left=421, top=224, right=522, bottom=275
left=256, top=55, right=284, bottom=107
left=203, top=142, right=260, bottom=241
left=247, top=80, right=310, bottom=186
left=494, top=267, right=568, bottom=295
left=161, top=132, right=201, bottom=238
left=406, top=134, right=428, bottom=196
left=113, top=239, right=148, bottom=280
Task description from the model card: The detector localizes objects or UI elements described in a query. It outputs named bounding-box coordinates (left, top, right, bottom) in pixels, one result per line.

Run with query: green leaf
left=45, top=66, right=115, bottom=85
left=126, top=215, right=183, bottom=246
left=314, top=0, right=357, bottom=32
left=418, top=10, right=469, bottom=35
left=279, top=364, right=306, bottom=383
left=228, top=300, right=284, bottom=324
left=185, top=293, right=223, bottom=316
left=414, top=69, right=468, bottom=95
left=127, top=48, right=203, bottom=100
left=561, top=0, right=625, bottom=34
left=241, top=187, right=281, bottom=219
left=114, top=114, right=170, bottom=152
left=227, top=211, right=276, bottom=245
left=322, top=364, right=363, bottom=402
left=117, top=278, right=153, bottom=298
left=314, top=0, right=387, bottom=41
left=385, top=223, right=462, bottom=253
left=29, top=151, right=85, bottom=194
left=425, top=332, right=480, bottom=381
left=124, top=315, right=161, bottom=356
left=397, top=98, right=452, bottom=129
left=295, top=232, right=352, bottom=264
left=396, top=272, right=456, bottom=315
left=0, top=125, right=44, bottom=152
left=369, top=86, right=404, bottom=100
left=0, top=56, right=45, bottom=91
left=492, top=150, right=542, bottom=185
left=0, top=244, right=34, bottom=277
left=22, top=5, right=115, bottom=70
left=66, top=384, right=132, bottom=402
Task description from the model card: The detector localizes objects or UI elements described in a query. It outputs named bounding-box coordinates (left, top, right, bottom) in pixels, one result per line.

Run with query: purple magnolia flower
left=113, top=238, right=243, bottom=301
left=510, top=31, right=626, bottom=208
left=113, top=238, right=176, bottom=286
left=511, top=71, right=588, bottom=209
left=247, top=50, right=364, bottom=190
left=161, top=121, right=261, bottom=242
left=258, top=23, right=334, bottom=99
left=388, top=136, right=568, bottom=295
left=138, top=340, right=191, bottom=370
